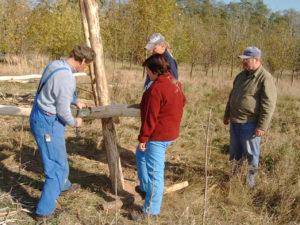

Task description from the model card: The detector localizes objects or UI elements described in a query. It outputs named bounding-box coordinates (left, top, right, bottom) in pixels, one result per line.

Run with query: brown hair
left=142, top=54, right=170, bottom=75
left=69, top=44, right=95, bottom=63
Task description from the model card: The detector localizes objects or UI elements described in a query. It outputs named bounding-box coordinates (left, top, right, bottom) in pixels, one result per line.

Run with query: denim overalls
left=30, top=63, right=72, bottom=216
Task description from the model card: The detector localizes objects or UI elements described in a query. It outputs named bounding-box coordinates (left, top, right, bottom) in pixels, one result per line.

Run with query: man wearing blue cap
left=223, top=46, right=277, bottom=188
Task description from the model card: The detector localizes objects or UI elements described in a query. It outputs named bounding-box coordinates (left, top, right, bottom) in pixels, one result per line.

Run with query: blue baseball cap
left=239, top=47, right=262, bottom=59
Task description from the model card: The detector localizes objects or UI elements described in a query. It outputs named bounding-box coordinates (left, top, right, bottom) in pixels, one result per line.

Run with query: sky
left=222, top=0, right=300, bottom=12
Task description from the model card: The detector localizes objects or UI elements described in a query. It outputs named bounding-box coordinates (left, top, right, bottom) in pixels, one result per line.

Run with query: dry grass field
left=0, top=55, right=299, bottom=225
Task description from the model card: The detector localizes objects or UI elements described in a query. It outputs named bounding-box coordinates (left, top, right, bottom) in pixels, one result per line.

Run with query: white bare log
left=0, top=104, right=140, bottom=118
left=164, top=181, right=189, bottom=194
left=0, top=105, right=31, bottom=117
left=0, top=73, right=87, bottom=81
left=90, top=104, right=139, bottom=118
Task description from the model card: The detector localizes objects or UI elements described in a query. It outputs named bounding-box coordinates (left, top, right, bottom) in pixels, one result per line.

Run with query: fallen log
left=0, top=72, right=87, bottom=81
left=0, top=104, right=140, bottom=118
left=164, top=181, right=189, bottom=194
left=0, top=105, right=31, bottom=117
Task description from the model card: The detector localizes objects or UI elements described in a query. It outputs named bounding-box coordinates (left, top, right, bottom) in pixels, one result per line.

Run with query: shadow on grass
left=165, top=161, right=230, bottom=186
left=0, top=161, right=40, bottom=218
left=66, top=136, right=137, bottom=170
left=0, top=139, right=125, bottom=219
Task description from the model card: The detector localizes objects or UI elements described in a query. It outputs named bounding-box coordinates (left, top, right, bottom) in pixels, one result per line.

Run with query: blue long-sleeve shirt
left=144, top=50, right=178, bottom=89
left=37, top=60, right=77, bottom=126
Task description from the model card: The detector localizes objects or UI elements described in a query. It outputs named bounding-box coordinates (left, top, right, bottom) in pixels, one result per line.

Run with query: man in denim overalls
left=30, top=45, right=95, bottom=220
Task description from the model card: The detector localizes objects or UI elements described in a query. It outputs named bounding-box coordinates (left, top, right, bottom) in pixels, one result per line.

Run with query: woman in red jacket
left=133, top=54, right=186, bottom=219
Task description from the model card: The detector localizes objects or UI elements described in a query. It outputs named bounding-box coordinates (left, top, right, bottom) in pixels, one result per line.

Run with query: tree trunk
left=189, top=61, right=195, bottom=79
left=129, top=52, right=133, bottom=70
left=276, top=71, right=279, bottom=84
left=291, top=70, right=295, bottom=86
left=83, top=0, right=124, bottom=192
left=205, top=64, right=209, bottom=77
left=230, top=54, right=234, bottom=78
left=217, top=61, right=222, bottom=72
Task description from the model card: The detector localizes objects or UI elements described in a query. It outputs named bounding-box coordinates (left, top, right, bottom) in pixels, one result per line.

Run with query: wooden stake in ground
left=83, top=0, right=124, bottom=192
left=18, top=117, right=25, bottom=174
left=203, top=108, right=212, bottom=225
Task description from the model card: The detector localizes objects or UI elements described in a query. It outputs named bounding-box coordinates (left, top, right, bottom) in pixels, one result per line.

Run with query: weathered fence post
left=79, top=0, right=99, bottom=106
left=83, top=0, right=124, bottom=192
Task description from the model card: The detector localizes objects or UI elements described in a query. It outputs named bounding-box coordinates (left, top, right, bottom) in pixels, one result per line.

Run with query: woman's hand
left=139, top=142, right=147, bottom=152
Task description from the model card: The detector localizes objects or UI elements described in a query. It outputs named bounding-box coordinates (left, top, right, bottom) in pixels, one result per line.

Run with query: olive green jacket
left=224, top=66, right=277, bottom=131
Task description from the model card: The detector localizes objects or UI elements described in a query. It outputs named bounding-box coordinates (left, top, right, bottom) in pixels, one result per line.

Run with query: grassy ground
left=0, top=58, right=300, bottom=225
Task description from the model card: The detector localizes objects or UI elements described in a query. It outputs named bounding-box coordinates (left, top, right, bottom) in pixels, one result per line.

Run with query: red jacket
left=138, top=72, right=186, bottom=143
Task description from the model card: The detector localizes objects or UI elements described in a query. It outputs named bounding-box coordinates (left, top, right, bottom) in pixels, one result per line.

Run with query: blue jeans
left=30, top=103, right=71, bottom=216
left=136, top=141, right=173, bottom=215
left=230, top=122, right=261, bottom=170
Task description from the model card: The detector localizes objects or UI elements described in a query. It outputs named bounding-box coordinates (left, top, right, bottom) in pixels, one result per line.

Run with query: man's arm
left=53, top=73, right=78, bottom=126
left=257, top=75, right=277, bottom=133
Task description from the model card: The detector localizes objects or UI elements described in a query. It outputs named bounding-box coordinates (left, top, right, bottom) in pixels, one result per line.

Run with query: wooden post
left=79, top=0, right=99, bottom=106
left=83, top=0, right=124, bottom=192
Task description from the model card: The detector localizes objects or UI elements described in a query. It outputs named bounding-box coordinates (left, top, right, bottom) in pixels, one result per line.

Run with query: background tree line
left=0, top=0, right=300, bottom=80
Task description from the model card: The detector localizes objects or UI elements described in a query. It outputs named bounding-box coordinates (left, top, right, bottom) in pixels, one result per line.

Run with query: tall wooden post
left=82, top=0, right=124, bottom=192
left=79, top=0, right=99, bottom=106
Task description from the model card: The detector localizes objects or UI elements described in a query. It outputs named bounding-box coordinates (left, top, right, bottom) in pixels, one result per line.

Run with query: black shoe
left=135, top=185, right=146, bottom=200
left=129, top=209, right=157, bottom=221
left=35, top=214, right=53, bottom=225
left=34, top=202, right=63, bottom=225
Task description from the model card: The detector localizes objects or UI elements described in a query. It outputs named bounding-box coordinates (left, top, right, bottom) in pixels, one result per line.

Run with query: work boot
left=61, top=183, right=81, bottom=196
left=135, top=185, right=146, bottom=200
left=35, top=201, right=63, bottom=225
left=129, top=208, right=157, bottom=221
left=246, top=173, right=256, bottom=188
left=35, top=214, right=54, bottom=225
left=246, top=167, right=257, bottom=189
